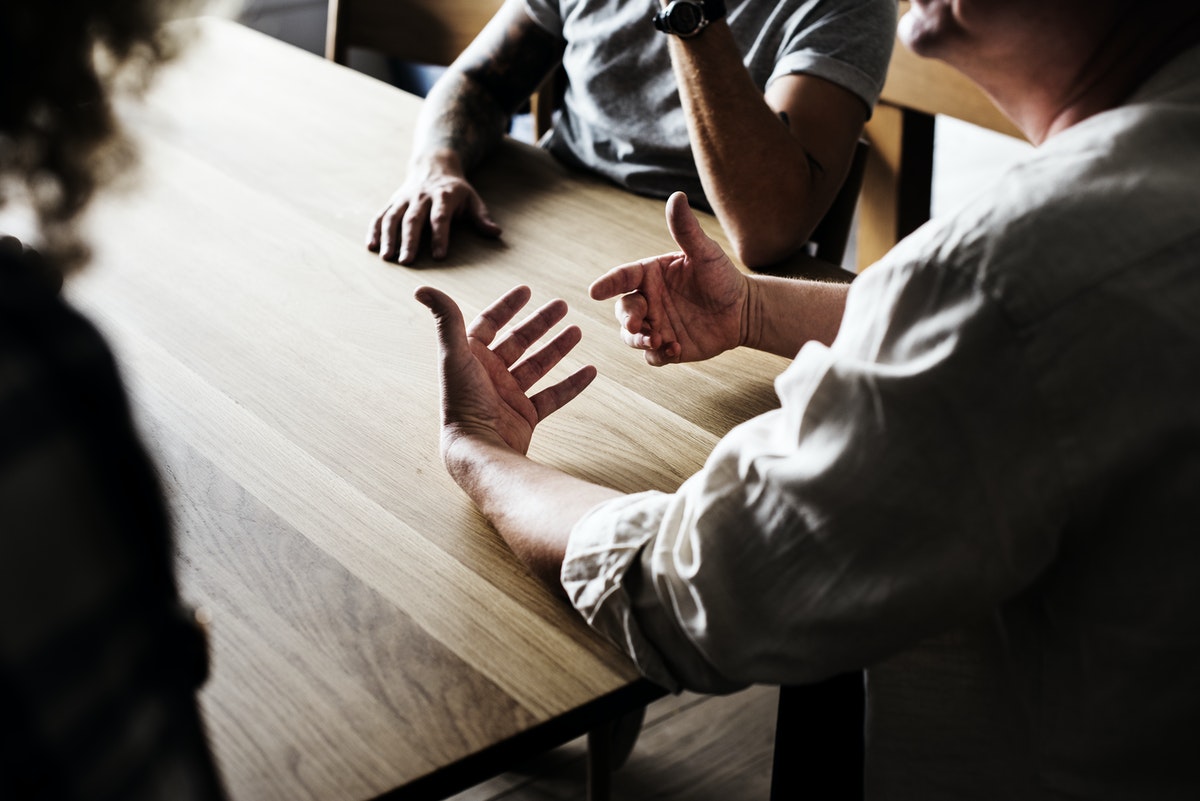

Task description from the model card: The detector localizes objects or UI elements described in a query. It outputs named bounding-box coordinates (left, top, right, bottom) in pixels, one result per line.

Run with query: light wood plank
left=66, top=17, right=795, bottom=800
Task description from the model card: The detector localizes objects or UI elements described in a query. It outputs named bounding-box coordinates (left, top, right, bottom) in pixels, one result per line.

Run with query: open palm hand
left=416, top=285, right=596, bottom=457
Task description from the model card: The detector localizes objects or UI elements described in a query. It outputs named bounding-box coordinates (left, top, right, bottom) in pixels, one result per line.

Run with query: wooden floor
left=448, top=686, right=780, bottom=801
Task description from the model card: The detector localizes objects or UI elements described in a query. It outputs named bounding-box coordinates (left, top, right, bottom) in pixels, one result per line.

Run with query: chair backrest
left=808, top=138, right=870, bottom=267
left=325, top=0, right=557, bottom=140
left=325, top=0, right=504, bottom=67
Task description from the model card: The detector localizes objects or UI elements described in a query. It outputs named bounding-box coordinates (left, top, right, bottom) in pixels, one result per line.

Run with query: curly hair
left=0, top=0, right=193, bottom=273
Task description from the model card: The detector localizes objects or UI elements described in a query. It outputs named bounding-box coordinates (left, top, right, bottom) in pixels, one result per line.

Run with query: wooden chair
left=325, top=0, right=557, bottom=139
left=326, top=0, right=501, bottom=69
left=854, top=0, right=1028, bottom=271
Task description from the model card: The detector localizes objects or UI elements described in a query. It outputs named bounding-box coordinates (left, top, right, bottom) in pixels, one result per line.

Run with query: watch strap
left=653, top=0, right=728, bottom=37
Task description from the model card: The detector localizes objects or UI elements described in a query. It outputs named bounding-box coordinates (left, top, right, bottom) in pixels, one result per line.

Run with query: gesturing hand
left=415, top=285, right=597, bottom=459
left=589, top=192, right=748, bottom=366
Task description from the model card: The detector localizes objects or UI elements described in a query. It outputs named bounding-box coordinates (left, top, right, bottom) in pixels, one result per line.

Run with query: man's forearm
left=409, top=0, right=565, bottom=176
left=410, top=72, right=511, bottom=177
left=666, top=24, right=816, bottom=267
left=444, top=436, right=622, bottom=592
left=742, top=273, right=848, bottom=357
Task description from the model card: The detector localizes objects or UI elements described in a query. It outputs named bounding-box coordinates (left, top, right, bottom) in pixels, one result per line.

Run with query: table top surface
left=67, top=17, right=793, bottom=801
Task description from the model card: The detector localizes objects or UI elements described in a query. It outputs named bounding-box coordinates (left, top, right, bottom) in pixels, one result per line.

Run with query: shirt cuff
left=562, top=491, right=682, bottom=692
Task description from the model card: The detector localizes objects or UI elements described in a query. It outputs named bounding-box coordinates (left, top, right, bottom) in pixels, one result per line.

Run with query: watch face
left=668, top=2, right=703, bottom=34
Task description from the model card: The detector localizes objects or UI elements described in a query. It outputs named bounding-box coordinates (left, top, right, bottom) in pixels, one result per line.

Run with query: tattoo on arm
left=777, top=109, right=825, bottom=181
left=425, top=7, right=565, bottom=170
left=426, top=75, right=510, bottom=169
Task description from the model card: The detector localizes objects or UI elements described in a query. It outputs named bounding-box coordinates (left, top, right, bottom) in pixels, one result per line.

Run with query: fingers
left=427, top=197, right=453, bottom=261
left=468, top=285, right=534, bottom=346
left=414, top=285, right=469, bottom=359
left=643, top=341, right=682, bottom=368
left=428, top=195, right=496, bottom=261
left=493, top=298, right=569, bottom=367
left=664, top=191, right=713, bottom=260
left=417, top=286, right=594, bottom=426
left=589, top=259, right=651, bottom=301
left=509, top=323, right=580, bottom=392
left=367, top=213, right=382, bottom=252
left=377, top=200, right=413, bottom=262
left=590, top=258, right=672, bottom=348
left=374, top=189, right=501, bottom=264
left=467, top=193, right=503, bottom=239
left=397, top=200, right=430, bottom=265
left=530, top=364, right=597, bottom=422
left=613, top=292, right=661, bottom=350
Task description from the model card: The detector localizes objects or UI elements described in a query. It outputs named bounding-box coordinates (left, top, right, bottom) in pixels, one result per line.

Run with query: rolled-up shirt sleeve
left=563, top=250, right=1068, bottom=693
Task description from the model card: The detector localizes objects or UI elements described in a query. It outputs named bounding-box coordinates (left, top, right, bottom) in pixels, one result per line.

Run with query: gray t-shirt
left=522, top=0, right=896, bottom=206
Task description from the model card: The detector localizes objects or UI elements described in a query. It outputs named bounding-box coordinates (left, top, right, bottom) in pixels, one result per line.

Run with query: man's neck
left=1040, top=10, right=1200, bottom=141
left=979, top=8, right=1200, bottom=144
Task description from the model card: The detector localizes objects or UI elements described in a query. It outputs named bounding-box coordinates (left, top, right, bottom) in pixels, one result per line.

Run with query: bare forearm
left=410, top=0, right=564, bottom=176
left=742, top=273, right=848, bottom=357
left=445, top=436, right=622, bottom=592
left=412, top=73, right=511, bottom=175
left=667, top=25, right=814, bottom=266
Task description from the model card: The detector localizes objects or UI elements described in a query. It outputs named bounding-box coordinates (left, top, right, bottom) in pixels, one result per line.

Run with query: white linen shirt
left=563, top=45, right=1200, bottom=799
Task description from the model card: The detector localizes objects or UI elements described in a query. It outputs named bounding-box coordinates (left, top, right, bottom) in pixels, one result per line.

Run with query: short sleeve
left=522, top=0, right=563, bottom=36
left=768, top=0, right=897, bottom=111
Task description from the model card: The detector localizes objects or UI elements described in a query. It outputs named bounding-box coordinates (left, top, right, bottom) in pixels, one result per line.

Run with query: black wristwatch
left=652, top=0, right=727, bottom=38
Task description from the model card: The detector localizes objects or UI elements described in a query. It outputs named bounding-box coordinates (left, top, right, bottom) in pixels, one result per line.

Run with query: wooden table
left=68, top=17, right=792, bottom=801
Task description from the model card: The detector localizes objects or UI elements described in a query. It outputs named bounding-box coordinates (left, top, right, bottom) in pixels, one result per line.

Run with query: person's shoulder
left=882, top=94, right=1200, bottom=330
left=780, top=0, right=898, bottom=26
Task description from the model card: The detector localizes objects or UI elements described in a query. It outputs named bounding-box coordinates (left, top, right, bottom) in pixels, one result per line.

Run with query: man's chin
left=897, top=3, right=946, bottom=58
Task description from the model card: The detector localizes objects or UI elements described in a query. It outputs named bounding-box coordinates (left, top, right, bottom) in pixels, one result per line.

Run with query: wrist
left=440, top=427, right=519, bottom=513
left=653, top=0, right=727, bottom=37
left=739, top=274, right=763, bottom=352
left=411, top=148, right=467, bottom=181
left=442, top=422, right=506, bottom=473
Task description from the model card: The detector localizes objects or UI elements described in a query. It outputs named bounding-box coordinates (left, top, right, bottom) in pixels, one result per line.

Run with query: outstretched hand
left=589, top=192, right=748, bottom=366
left=415, top=285, right=596, bottom=459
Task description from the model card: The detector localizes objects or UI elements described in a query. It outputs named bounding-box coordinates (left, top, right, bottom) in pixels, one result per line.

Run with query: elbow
left=727, top=225, right=808, bottom=270
left=719, top=196, right=813, bottom=269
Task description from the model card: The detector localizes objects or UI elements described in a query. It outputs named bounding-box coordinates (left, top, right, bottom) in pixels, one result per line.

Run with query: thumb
left=664, top=191, right=713, bottom=259
left=468, top=193, right=503, bottom=238
left=415, top=285, right=469, bottom=354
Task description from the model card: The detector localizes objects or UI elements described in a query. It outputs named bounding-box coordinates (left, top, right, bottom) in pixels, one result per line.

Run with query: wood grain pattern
left=66, top=17, right=793, bottom=801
